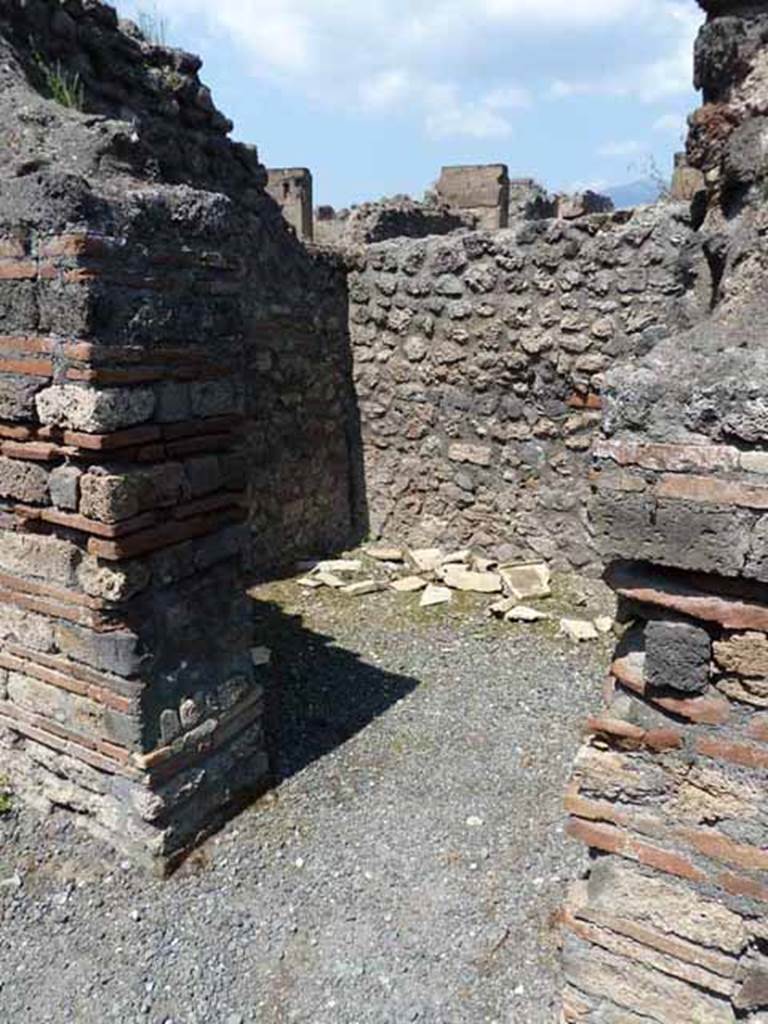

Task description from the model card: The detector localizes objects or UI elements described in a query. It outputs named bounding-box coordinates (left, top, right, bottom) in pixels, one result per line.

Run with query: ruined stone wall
left=241, top=244, right=358, bottom=569
left=347, top=207, right=708, bottom=570
left=314, top=195, right=474, bottom=247
left=436, top=164, right=510, bottom=230
left=0, top=0, right=357, bottom=871
left=265, top=167, right=313, bottom=240
left=562, top=2, right=768, bottom=1019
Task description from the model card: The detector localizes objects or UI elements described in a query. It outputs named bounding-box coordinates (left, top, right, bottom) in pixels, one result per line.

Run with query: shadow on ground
left=252, top=597, right=420, bottom=783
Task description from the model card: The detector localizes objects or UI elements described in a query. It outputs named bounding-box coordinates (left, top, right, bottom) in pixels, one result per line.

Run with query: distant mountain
left=606, top=178, right=664, bottom=209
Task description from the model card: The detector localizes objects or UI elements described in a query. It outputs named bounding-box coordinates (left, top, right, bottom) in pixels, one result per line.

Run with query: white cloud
left=356, top=73, right=528, bottom=138
left=483, top=85, right=532, bottom=111
left=598, top=139, right=643, bottom=157
left=135, top=0, right=702, bottom=138
left=426, top=104, right=513, bottom=140
left=479, top=0, right=637, bottom=23
left=424, top=84, right=528, bottom=139
left=359, top=70, right=414, bottom=111
left=545, top=2, right=699, bottom=104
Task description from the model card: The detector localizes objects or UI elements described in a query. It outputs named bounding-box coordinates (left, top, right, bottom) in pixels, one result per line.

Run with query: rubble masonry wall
left=347, top=208, right=708, bottom=571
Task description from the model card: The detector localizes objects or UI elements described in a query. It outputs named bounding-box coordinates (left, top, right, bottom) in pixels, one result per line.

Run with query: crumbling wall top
left=0, top=0, right=267, bottom=203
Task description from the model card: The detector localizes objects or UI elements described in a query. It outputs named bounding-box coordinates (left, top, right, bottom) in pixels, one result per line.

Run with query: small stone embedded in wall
left=644, top=618, right=712, bottom=694
left=48, top=465, right=81, bottom=511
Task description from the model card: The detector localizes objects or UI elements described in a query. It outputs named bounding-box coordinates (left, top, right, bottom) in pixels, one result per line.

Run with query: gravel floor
left=0, top=573, right=613, bottom=1024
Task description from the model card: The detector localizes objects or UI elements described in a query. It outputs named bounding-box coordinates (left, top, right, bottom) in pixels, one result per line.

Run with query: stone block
left=79, top=471, right=142, bottom=522
left=714, top=632, right=768, bottom=678
left=7, top=671, right=103, bottom=741
left=562, top=935, right=734, bottom=1024
left=48, top=464, right=81, bottom=510
left=0, top=373, right=47, bottom=421
left=76, top=556, right=151, bottom=601
left=0, top=530, right=80, bottom=584
left=184, top=455, right=222, bottom=497
left=441, top=565, right=502, bottom=592
left=155, top=381, right=191, bottom=423
left=420, top=583, right=452, bottom=606
left=219, top=453, right=247, bottom=491
left=55, top=622, right=145, bottom=678
left=644, top=618, right=712, bottom=694
left=447, top=442, right=492, bottom=467
left=586, top=856, right=747, bottom=953
left=740, top=451, right=768, bottom=474
left=141, top=463, right=186, bottom=508
left=593, top=491, right=754, bottom=577
left=499, top=562, right=551, bottom=599
left=0, top=456, right=48, bottom=503
left=735, top=952, right=768, bottom=1010
left=0, top=604, right=54, bottom=652
left=189, top=379, right=240, bottom=418
left=36, top=384, right=156, bottom=433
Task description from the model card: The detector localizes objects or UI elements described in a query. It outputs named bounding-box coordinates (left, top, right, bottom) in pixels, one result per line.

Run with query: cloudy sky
left=118, top=0, right=704, bottom=207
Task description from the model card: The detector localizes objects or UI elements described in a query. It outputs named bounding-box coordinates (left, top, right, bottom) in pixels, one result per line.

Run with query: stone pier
left=562, top=2, right=768, bottom=1019
left=0, top=0, right=357, bottom=873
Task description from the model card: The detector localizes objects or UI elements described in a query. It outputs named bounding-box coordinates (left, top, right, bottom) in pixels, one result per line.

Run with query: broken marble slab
left=391, top=576, right=428, bottom=593
left=298, top=572, right=347, bottom=589
left=297, top=576, right=326, bottom=589
left=489, top=597, right=548, bottom=622
left=560, top=618, right=599, bottom=642
left=499, top=562, right=551, bottom=600
left=505, top=606, right=549, bottom=622
left=594, top=616, right=614, bottom=634
left=408, top=548, right=444, bottom=573
left=441, top=549, right=472, bottom=566
left=420, top=584, right=452, bottom=607
left=472, top=556, right=499, bottom=573
left=311, top=571, right=347, bottom=589
left=342, top=580, right=387, bottom=597
left=366, top=546, right=404, bottom=562
left=313, top=559, right=363, bottom=574
left=489, top=597, right=517, bottom=617
left=442, top=564, right=503, bottom=593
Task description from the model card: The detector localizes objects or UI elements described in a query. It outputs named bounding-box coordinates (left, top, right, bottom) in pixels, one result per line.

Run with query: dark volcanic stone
left=644, top=618, right=712, bottom=694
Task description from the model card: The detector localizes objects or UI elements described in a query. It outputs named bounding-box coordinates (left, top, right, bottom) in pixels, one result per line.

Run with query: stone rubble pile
left=295, top=546, right=614, bottom=639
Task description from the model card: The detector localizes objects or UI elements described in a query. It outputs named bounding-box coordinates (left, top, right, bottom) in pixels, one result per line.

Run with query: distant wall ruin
left=265, top=167, right=314, bottom=240
left=302, top=167, right=617, bottom=250
left=435, top=164, right=510, bottom=230
left=314, top=194, right=473, bottom=247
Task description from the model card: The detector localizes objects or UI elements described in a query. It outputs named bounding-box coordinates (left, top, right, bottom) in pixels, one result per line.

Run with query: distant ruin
left=265, top=166, right=314, bottom=241
left=286, top=164, right=618, bottom=248
left=1, top=0, right=768, bottom=1018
